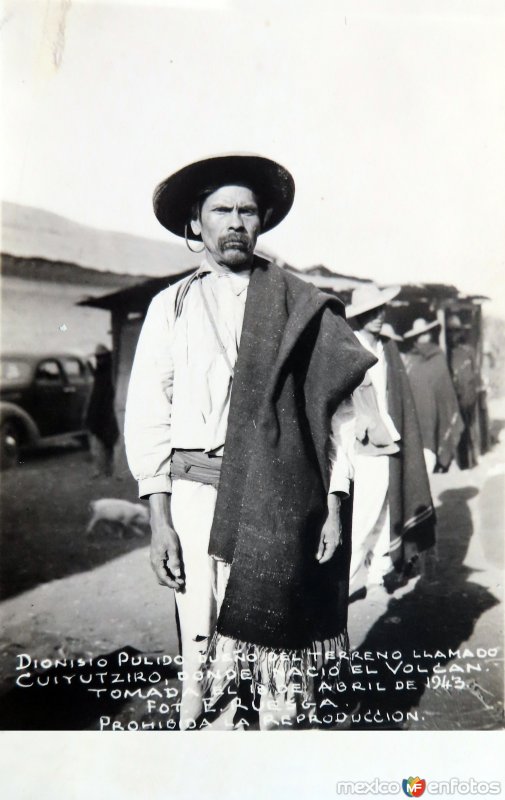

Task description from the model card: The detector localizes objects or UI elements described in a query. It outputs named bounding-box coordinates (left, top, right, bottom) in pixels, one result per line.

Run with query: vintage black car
left=0, top=352, right=93, bottom=468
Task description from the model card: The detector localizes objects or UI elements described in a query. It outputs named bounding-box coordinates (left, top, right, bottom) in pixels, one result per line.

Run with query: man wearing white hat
left=346, top=285, right=435, bottom=596
left=380, top=322, right=403, bottom=342
left=403, top=318, right=463, bottom=473
left=124, top=153, right=374, bottom=729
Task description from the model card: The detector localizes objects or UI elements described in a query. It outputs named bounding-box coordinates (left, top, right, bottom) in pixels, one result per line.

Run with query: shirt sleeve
left=328, top=396, right=356, bottom=496
left=124, top=291, right=175, bottom=498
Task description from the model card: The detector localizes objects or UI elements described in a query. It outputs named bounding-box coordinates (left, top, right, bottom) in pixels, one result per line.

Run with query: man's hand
left=148, top=492, right=185, bottom=591
left=316, top=493, right=343, bottom=564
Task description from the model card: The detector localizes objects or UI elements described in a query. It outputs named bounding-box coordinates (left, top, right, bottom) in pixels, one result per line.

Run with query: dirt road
left=0, top=402, right=503, bottom=730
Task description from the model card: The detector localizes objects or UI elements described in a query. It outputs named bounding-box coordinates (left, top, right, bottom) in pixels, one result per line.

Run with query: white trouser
left=170, top=478, right=302, bottom=730
left=423, top=448, right=437, bottom=474
left=350, top=454, right=392, bottom=588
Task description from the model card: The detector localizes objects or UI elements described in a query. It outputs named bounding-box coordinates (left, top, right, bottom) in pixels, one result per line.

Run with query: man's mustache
left=220, top=235, right=251, bottom=249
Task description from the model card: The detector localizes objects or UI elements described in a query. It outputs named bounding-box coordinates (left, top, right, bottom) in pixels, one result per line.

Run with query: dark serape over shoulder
left=384, top=340, right=436, bottom=569
left=405, top=341, right=463, bottom=469
left=208, top=258, right=376, bottom=652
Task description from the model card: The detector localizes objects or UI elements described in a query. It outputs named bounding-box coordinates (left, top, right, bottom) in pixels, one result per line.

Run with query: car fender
left=0, top=402, right=40, bottom=444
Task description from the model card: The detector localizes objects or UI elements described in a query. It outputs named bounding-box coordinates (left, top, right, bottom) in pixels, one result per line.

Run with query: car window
left=61, top=357, right=85, bottom=380
left=35, top=360, right=63, bottom=383
left=0, top=359, right=31, bottom=384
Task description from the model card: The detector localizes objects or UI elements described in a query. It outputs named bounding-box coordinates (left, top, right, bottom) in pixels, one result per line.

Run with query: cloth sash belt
left=170, top=449, right=223, bottom=488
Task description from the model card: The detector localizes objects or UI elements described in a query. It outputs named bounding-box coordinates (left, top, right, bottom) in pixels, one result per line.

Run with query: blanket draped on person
left=385, top=340, right=436, bottom=570
left=207, top=260, right=375, bottom=670
left=404, top=340, right=464, bottom=469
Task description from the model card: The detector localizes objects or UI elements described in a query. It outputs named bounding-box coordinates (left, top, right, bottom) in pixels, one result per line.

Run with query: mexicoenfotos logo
left=402, top=777, right=426, bottom=797
left=335, top=776, right=502, bottom=796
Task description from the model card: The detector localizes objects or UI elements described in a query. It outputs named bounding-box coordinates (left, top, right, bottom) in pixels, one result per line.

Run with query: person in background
left=345, top=285, right=435, bottom=597
left=403, top=318, right=463, bottom=473
left=85, top=344, right=119, bottom=478
left=446, top=314, right=479, bottom=469
left=479, top=338, right=495, bottom=450
left=380, top=322, right=403, bottom=344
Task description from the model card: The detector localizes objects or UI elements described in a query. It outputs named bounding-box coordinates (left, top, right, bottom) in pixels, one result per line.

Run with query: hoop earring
left=185, top=225, right=205, bottom=253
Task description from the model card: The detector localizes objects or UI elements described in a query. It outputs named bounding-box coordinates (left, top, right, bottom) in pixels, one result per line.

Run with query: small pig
left=86, top=498, right=150, bottom=538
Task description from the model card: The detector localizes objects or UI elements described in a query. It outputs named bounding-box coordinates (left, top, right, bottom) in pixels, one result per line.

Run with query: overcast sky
left=2, top=0, right=505, bottom=314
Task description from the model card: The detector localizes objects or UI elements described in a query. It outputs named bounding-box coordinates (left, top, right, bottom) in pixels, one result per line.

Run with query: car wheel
left=0, top=419, right=21, bottom=470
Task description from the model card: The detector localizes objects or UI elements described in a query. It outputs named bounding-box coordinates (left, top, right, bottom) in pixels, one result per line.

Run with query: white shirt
left=125, top=259, right=355, bottom=497
left=355, top=331, right=401, bottom=443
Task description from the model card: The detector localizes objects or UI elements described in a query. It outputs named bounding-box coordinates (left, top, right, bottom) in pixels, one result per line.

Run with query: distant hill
left=1, top=201, right=200, bottom=277
left=0, top=253, right=145, bottom=288
left=0, top=202, right=374, bottom=296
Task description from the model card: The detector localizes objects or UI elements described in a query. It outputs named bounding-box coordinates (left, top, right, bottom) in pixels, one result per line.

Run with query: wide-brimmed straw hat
left=381, top=323, right=403, bottom=342
left=153, top=153, right=295, bottom=239
left=346, top=283, right=401, bottom=319
left=403, top=317, right=440, bottom=339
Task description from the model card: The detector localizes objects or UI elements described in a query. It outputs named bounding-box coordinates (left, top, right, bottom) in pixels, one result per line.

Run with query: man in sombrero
left=403, top=317, right=463, bottom=473
left=124, top=153, right=375, bottom=729
left=446, top=314, right=479, bottom=469
left=346, top=285, right=436, bottom=598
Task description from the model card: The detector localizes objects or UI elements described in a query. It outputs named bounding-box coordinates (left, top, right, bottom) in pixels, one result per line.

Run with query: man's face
left=190, top=185, right=261, bottom=269
left=359, top=305, right=386, bottom=335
